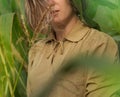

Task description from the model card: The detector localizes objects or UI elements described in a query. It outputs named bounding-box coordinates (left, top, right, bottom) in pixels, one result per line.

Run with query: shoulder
left=82, top=28, right=118, bottom=58
left=87, top=28, right=117, bottom=48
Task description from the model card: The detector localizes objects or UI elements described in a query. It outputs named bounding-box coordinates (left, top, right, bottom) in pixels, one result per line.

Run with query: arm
left=85, top=33, right=120, bottom=97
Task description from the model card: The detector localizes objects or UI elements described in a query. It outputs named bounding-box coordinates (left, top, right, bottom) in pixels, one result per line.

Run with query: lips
left=53, top=10, right=59, bottom=13
left=51, top=10, right=59, bottom=15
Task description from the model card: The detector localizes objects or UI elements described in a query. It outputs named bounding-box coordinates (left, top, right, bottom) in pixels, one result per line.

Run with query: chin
left=52, top=19, right=60, bottom=24
left=52, top=18, right=63, bottom=24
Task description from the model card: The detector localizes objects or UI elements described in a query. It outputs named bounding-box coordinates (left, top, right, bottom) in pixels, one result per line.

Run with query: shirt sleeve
left=85, top=32, right=120, bottom=97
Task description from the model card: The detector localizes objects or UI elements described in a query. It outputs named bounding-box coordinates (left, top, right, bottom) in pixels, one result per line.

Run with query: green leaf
left=72, top=0, right=120, bottom=35
left=84, top=0, right=120, bottom=35
left=0, top=13, right=15, bottom=97
left=0, top=13, right=14, bottom=67
left=0, top=12, right=27, bottom=97
left=0, top=0, right=12, bottom=14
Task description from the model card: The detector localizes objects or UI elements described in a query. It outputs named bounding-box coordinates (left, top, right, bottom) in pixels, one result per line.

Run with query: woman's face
left=48, top=0, right=75, bottom=24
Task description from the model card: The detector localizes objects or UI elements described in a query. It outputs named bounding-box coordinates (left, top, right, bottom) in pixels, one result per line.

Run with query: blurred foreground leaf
left=35, top=55, right=120, bottom=97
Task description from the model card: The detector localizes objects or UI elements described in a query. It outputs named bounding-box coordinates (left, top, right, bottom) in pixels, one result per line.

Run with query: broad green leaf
left=72, top=0, right=120, bottom=36
left=0, top=13, right=14, bottom=67
left=0, top=0, right=12, bottom=14
left=0, top=11, right=27, bottom=97
left=92, top=0, right=120, bottom=35
left=0, top=13, right=15, bottom=97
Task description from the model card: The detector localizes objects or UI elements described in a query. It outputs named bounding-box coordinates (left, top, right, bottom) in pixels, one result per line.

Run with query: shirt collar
left=46, top=20, right=90, bottom=43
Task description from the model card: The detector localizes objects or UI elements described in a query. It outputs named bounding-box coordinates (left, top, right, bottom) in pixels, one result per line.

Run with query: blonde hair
left=25, top=0, right=51, bottom=33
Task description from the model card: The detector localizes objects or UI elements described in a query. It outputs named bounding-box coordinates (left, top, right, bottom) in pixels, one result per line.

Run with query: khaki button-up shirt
left=27, top=20, right=119, bottom=97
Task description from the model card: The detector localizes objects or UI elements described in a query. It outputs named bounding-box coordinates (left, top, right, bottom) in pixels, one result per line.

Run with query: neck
left=52, top=15, right=79, bottom=41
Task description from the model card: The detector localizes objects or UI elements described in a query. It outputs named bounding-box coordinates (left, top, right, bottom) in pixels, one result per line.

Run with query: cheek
left=53, top=12, right=70, bottom=24
left=61, top=11, right=69, bottom=20
left=53, top=12, right=67, bottom=23
left=52, top=6, right=73, bottom=23
left=61, top=8, right=73, bottom=19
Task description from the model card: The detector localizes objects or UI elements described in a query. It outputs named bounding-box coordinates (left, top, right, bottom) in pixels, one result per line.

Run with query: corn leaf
left=0, top=13, right=15, bottom=97
left=0, top=0, right=12, bottom=14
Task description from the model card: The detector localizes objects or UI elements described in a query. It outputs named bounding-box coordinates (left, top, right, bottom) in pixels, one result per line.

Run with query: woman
left=26, top=0, right=119, bottom=97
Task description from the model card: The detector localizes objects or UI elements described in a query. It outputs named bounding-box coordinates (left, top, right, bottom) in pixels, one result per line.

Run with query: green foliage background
left=0, top=0, right=28, bottom=97
left=0, top=0, right=120, bottom=97
left=72, top=0, right=120, bottom=40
